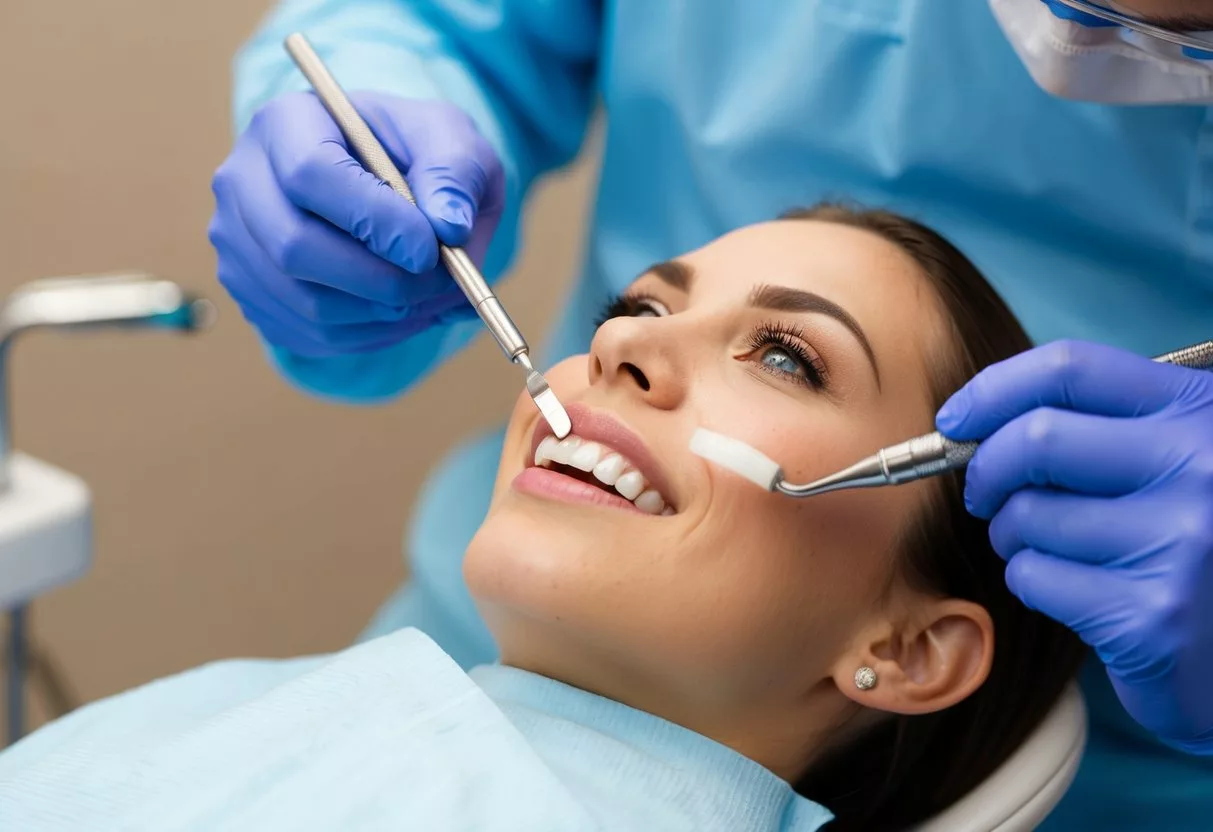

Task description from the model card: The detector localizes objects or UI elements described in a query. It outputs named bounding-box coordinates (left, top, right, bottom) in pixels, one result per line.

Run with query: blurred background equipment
left=0, top=274, right=213, bottom=744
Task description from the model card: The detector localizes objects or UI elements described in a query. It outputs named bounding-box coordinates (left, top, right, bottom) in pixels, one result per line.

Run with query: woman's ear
left=830, top=599, right=994, bottom=715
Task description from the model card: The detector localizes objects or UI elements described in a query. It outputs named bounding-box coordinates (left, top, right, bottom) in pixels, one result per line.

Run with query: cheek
left=676, top=475, right=907, bottom=674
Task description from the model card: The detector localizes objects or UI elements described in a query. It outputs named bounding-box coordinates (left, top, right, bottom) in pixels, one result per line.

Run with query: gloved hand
left=208, top=91, right=505, bottom=357
left=1040, top=0, right=1213, bottom=58
left=937, top=340, right=1213, bottom=754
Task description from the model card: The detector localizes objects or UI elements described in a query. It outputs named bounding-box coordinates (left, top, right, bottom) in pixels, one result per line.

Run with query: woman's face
left=465, top=218, right=957, bottom=726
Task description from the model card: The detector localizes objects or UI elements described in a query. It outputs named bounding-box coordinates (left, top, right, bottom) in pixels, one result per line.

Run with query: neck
left=494, top=620, right=846, bottom=784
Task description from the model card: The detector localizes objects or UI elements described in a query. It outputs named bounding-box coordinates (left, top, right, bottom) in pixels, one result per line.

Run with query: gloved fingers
left=354, top=95, right=506, bottom=249
left=210, top=208, right=325, bottom=335
left=989, top=488, right=1183, bottom=566
left=254, top=314, right=436, bottom=358
left=1182, top=45, right=1213, bottom=60
left=217, top=194, right=414, bottom=325
left=936, top=340, right=1201, bottom=440
left=226, top=136, right=450, bottom=308
left=239, top=289, right=437, bottom=356
left=964, top=408, right=1160, bottom=517
left=217, top=243, right=430, bottom=356
left=434, top=300, right=481, bottom=325
left=410, top=288, right=474, bottom=321
left=1003, top=548, right=1135, bottom=647
left=256, top=92, right=440, bottom=274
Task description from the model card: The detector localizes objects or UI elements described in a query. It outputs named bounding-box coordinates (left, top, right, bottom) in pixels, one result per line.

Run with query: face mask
left=989, top=0, right=1213, bottom=104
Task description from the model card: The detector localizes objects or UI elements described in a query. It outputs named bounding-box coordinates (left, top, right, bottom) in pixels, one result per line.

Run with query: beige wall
left=0, top=1, right=596, bottom=721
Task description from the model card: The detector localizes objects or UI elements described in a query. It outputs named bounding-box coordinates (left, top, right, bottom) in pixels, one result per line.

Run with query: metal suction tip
left=516, top=353, right=571, bottom=439
left=775, top=454, right=888, bottom=498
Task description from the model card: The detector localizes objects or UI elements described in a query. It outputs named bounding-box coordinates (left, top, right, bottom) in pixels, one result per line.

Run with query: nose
left=587, top=314, right=688, bottom=410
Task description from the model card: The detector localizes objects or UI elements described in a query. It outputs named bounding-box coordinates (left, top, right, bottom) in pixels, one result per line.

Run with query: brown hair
left=783, top=204, right=1086, bottom=830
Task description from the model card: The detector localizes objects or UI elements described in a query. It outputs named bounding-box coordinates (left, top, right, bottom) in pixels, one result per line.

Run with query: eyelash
left=596, top=293, right=829, bottom=391
left=595, top=293, right=663, bottom=328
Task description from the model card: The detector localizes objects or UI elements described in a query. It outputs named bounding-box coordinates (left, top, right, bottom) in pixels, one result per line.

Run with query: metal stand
left=6, top=605, right=26, bottom=746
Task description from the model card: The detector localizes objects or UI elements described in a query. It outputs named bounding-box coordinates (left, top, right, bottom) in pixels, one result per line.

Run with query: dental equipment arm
left=0, top=273, right=214, bottom=491
left=283, top=33, right=570, bottom=439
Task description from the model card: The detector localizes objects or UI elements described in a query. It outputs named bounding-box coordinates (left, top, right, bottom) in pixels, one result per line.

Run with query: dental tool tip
left=525, top=369, right=571, bottom=439
left=689, top=428, right=782, bottom=490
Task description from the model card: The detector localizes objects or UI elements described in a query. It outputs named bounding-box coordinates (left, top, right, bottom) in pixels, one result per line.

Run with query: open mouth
left=522, top=403, right=679, bottom=516
left=533, top=434, right=674, bottom=515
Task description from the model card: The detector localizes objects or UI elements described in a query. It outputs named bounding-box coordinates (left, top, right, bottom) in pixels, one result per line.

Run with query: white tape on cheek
left=689, top=428, right=782, bottom=491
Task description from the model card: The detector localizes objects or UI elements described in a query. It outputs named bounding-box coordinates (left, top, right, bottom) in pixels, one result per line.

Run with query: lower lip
left=512, top=467, right=646, bottom=515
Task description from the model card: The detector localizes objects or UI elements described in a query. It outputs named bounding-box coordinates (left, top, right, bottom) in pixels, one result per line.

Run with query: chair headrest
left=911, top=682, right=1087, bottom=832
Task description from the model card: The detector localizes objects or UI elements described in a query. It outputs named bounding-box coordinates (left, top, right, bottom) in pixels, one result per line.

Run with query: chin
left=465, top=497, right=600, bottom=621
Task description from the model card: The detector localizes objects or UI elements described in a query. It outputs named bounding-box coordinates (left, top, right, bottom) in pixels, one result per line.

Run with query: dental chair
left=914, top=682, right=1087, bottom=831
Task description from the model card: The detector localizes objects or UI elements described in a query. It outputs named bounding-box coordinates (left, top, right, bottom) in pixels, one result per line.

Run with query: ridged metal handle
left=1155, top=340, right=1213, bottom=370
left=882, top=434, right=977, bottom=483
left=943, top=437, right=979, bottom=469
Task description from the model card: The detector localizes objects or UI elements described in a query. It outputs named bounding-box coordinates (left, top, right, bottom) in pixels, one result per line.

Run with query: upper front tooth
left=592, top=453, right=626, bottom=486
left=615, top=469, right=646, bottom=501
left=549, top=436, right=580, bottom=465
left=535, top=436, right=559, bottom=467
left=568, top=441, right=604, bottom=472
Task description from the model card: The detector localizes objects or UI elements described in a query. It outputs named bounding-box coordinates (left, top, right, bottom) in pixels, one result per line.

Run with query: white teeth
left=535, top=436, right=558, bottom=468
left=592, top=453, right=626, bottom=486
left=533, top=432, right=674, bottom=514
left=550, top=436, right=580, bottom=465
left=634, top=490, right=665, bottom=515
left=568, top=441, right=603, bottom=472
left=615, top=470, right=645, bottom=501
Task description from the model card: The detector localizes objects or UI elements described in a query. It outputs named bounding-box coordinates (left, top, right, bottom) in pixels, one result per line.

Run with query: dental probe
left=691, top=338, right=1213, bottom=498
left=284, top=33, right=571, bottom=440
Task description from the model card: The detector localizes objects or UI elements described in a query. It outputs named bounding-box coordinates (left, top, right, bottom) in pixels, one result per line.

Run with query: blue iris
left=760, top=346, right=801, bottom=377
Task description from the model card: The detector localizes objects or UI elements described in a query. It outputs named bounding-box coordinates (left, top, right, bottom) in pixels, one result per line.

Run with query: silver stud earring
left=854, top=666, right=877, bottom=691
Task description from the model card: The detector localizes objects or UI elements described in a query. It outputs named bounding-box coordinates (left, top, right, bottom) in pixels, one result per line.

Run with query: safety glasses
left=1051, top=0, right=1213, bottom=53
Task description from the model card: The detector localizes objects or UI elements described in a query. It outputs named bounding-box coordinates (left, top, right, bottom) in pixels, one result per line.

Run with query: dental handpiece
left=691, top=339, right=1213, bottom=499
left=283, top=33, right=571, bottom=439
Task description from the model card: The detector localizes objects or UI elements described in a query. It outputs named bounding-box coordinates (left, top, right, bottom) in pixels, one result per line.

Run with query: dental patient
left=0, top=205, right=1085, bottom=831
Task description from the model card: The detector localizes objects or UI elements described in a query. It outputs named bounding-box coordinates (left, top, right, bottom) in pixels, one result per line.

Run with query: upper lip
left=529, top=402, right=679, bottom=510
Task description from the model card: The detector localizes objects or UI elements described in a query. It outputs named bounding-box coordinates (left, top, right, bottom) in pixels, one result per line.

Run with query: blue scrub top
left=234, top=1, right=1213, bottom=827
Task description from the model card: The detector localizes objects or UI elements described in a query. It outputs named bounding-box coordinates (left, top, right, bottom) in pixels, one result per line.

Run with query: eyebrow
left=643, top=260, right=881, bottom=386
left=648, top=260, right=693, bottom=292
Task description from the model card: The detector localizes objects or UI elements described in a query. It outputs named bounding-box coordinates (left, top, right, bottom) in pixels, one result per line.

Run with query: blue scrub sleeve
left=231, top=0, right=600, bottom=403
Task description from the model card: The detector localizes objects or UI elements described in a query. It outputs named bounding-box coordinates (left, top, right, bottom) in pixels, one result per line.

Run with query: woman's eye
left=759, top=346, right=803, bottom=377
left=745, top=323, right=827, bottom=390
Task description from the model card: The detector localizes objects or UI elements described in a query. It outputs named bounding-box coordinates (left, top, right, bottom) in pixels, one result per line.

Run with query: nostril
left=622, top=362, right=650, bottom=391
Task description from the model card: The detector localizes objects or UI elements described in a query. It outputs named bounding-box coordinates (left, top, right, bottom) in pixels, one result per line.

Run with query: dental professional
left=208, top=0, right=1213, bottom=827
